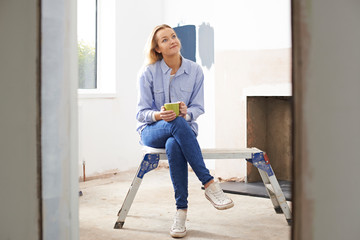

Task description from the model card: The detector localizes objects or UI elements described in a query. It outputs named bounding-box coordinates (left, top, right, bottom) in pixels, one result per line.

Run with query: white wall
left=78, top=0, right=164, bottom=176
left=215, top=0, right=291, bottom=51
left=214, top=0, right=292, bottom=179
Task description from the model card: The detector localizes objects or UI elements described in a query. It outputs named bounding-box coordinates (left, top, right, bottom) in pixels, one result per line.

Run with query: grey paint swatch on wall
left=198, top=23, right=214, bottom=69
left=173, top=25, right=196, bottom=62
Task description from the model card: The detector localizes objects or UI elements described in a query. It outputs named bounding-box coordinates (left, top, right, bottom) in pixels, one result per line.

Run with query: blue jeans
left=141, top=117, right=214, bottom=209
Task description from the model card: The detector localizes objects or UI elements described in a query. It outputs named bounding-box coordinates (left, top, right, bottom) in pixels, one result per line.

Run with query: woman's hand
left=160, top=106, right=177, bottom=122
left=179, top=101, right=187, bottom=119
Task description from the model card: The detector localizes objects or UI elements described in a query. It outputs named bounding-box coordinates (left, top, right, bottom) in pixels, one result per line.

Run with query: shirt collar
left=160, top=56, right=190, bottom=75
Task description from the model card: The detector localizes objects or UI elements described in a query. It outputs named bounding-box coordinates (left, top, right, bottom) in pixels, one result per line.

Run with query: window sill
left=78, top=89, right=117, bottom=99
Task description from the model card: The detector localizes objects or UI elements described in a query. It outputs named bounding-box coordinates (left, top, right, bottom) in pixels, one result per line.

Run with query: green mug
left=164, top=102, right=180, bottom=117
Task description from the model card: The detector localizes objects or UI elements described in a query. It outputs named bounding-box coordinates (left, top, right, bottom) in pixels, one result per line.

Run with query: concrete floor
left=79, top=166, right=291, bottom=240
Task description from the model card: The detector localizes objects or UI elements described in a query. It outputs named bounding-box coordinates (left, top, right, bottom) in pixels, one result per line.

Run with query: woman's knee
left=173, top=116, right=187, bottom=125
left=170, top=117, right=191, bottom=130
left=165, top=137, right=180, bottom=153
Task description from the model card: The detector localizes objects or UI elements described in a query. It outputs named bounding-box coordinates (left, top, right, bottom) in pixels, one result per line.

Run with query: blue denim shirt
left=136, top=56, right=205, bottom=135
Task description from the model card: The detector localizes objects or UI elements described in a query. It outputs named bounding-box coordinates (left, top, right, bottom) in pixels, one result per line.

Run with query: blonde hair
left=145, top=24, right=179, bottom=65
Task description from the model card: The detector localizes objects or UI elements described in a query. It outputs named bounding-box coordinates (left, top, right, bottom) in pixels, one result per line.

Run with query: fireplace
left=247, top=96, right=292, bottom=182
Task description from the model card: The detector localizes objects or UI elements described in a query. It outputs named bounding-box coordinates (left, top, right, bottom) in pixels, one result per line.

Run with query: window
left=77, top=0, right=116, bottom=96
left=77, top=0, right=97, bottom=89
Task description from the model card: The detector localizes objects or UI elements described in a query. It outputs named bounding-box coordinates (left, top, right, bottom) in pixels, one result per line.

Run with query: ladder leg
left=258, top=167, right=292, bottom=225
left=114, top=165, right=143, bottom=229
left=267, top=172, right=292, bottom=225
left=258, top=168, right=282, bottom=213
left=114, top=153, right=160, bottom=229
left=250, top=152, right=292, bottom=225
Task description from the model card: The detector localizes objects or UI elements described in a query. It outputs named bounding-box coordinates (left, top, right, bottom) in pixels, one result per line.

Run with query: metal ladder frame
left=114, top=148, right=292, bottom=229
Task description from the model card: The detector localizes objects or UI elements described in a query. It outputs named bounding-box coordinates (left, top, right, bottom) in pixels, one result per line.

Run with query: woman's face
left=155, top=28, right=181, bottom=58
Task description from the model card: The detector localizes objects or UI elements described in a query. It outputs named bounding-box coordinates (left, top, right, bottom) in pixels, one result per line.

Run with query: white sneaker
left=170, top=209, right=187, bottom=238
left=205, top=181, right=234, bottom=210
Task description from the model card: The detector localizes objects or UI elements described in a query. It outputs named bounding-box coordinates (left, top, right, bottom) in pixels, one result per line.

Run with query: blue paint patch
left=173, top=25, right=196, bottom=62
left=246, top=152, right=274, bottom=177
left=137, top=154, right=160, bottom=179
left=198, top=23, right=214, bottom=70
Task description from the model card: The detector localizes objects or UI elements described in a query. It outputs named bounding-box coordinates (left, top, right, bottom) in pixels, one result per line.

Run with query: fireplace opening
left=247, top=96, right=293, bottom=183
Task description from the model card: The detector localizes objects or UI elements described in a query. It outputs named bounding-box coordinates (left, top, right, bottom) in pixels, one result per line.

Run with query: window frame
left=78, top=0, right=117, bottom=98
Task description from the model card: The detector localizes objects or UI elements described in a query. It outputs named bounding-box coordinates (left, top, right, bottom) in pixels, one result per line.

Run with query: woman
left=136, top=24, right=234, bottom=238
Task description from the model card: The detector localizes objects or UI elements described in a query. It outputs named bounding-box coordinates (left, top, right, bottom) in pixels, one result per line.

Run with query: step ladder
left=114, top=147, right=292, bottom=229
